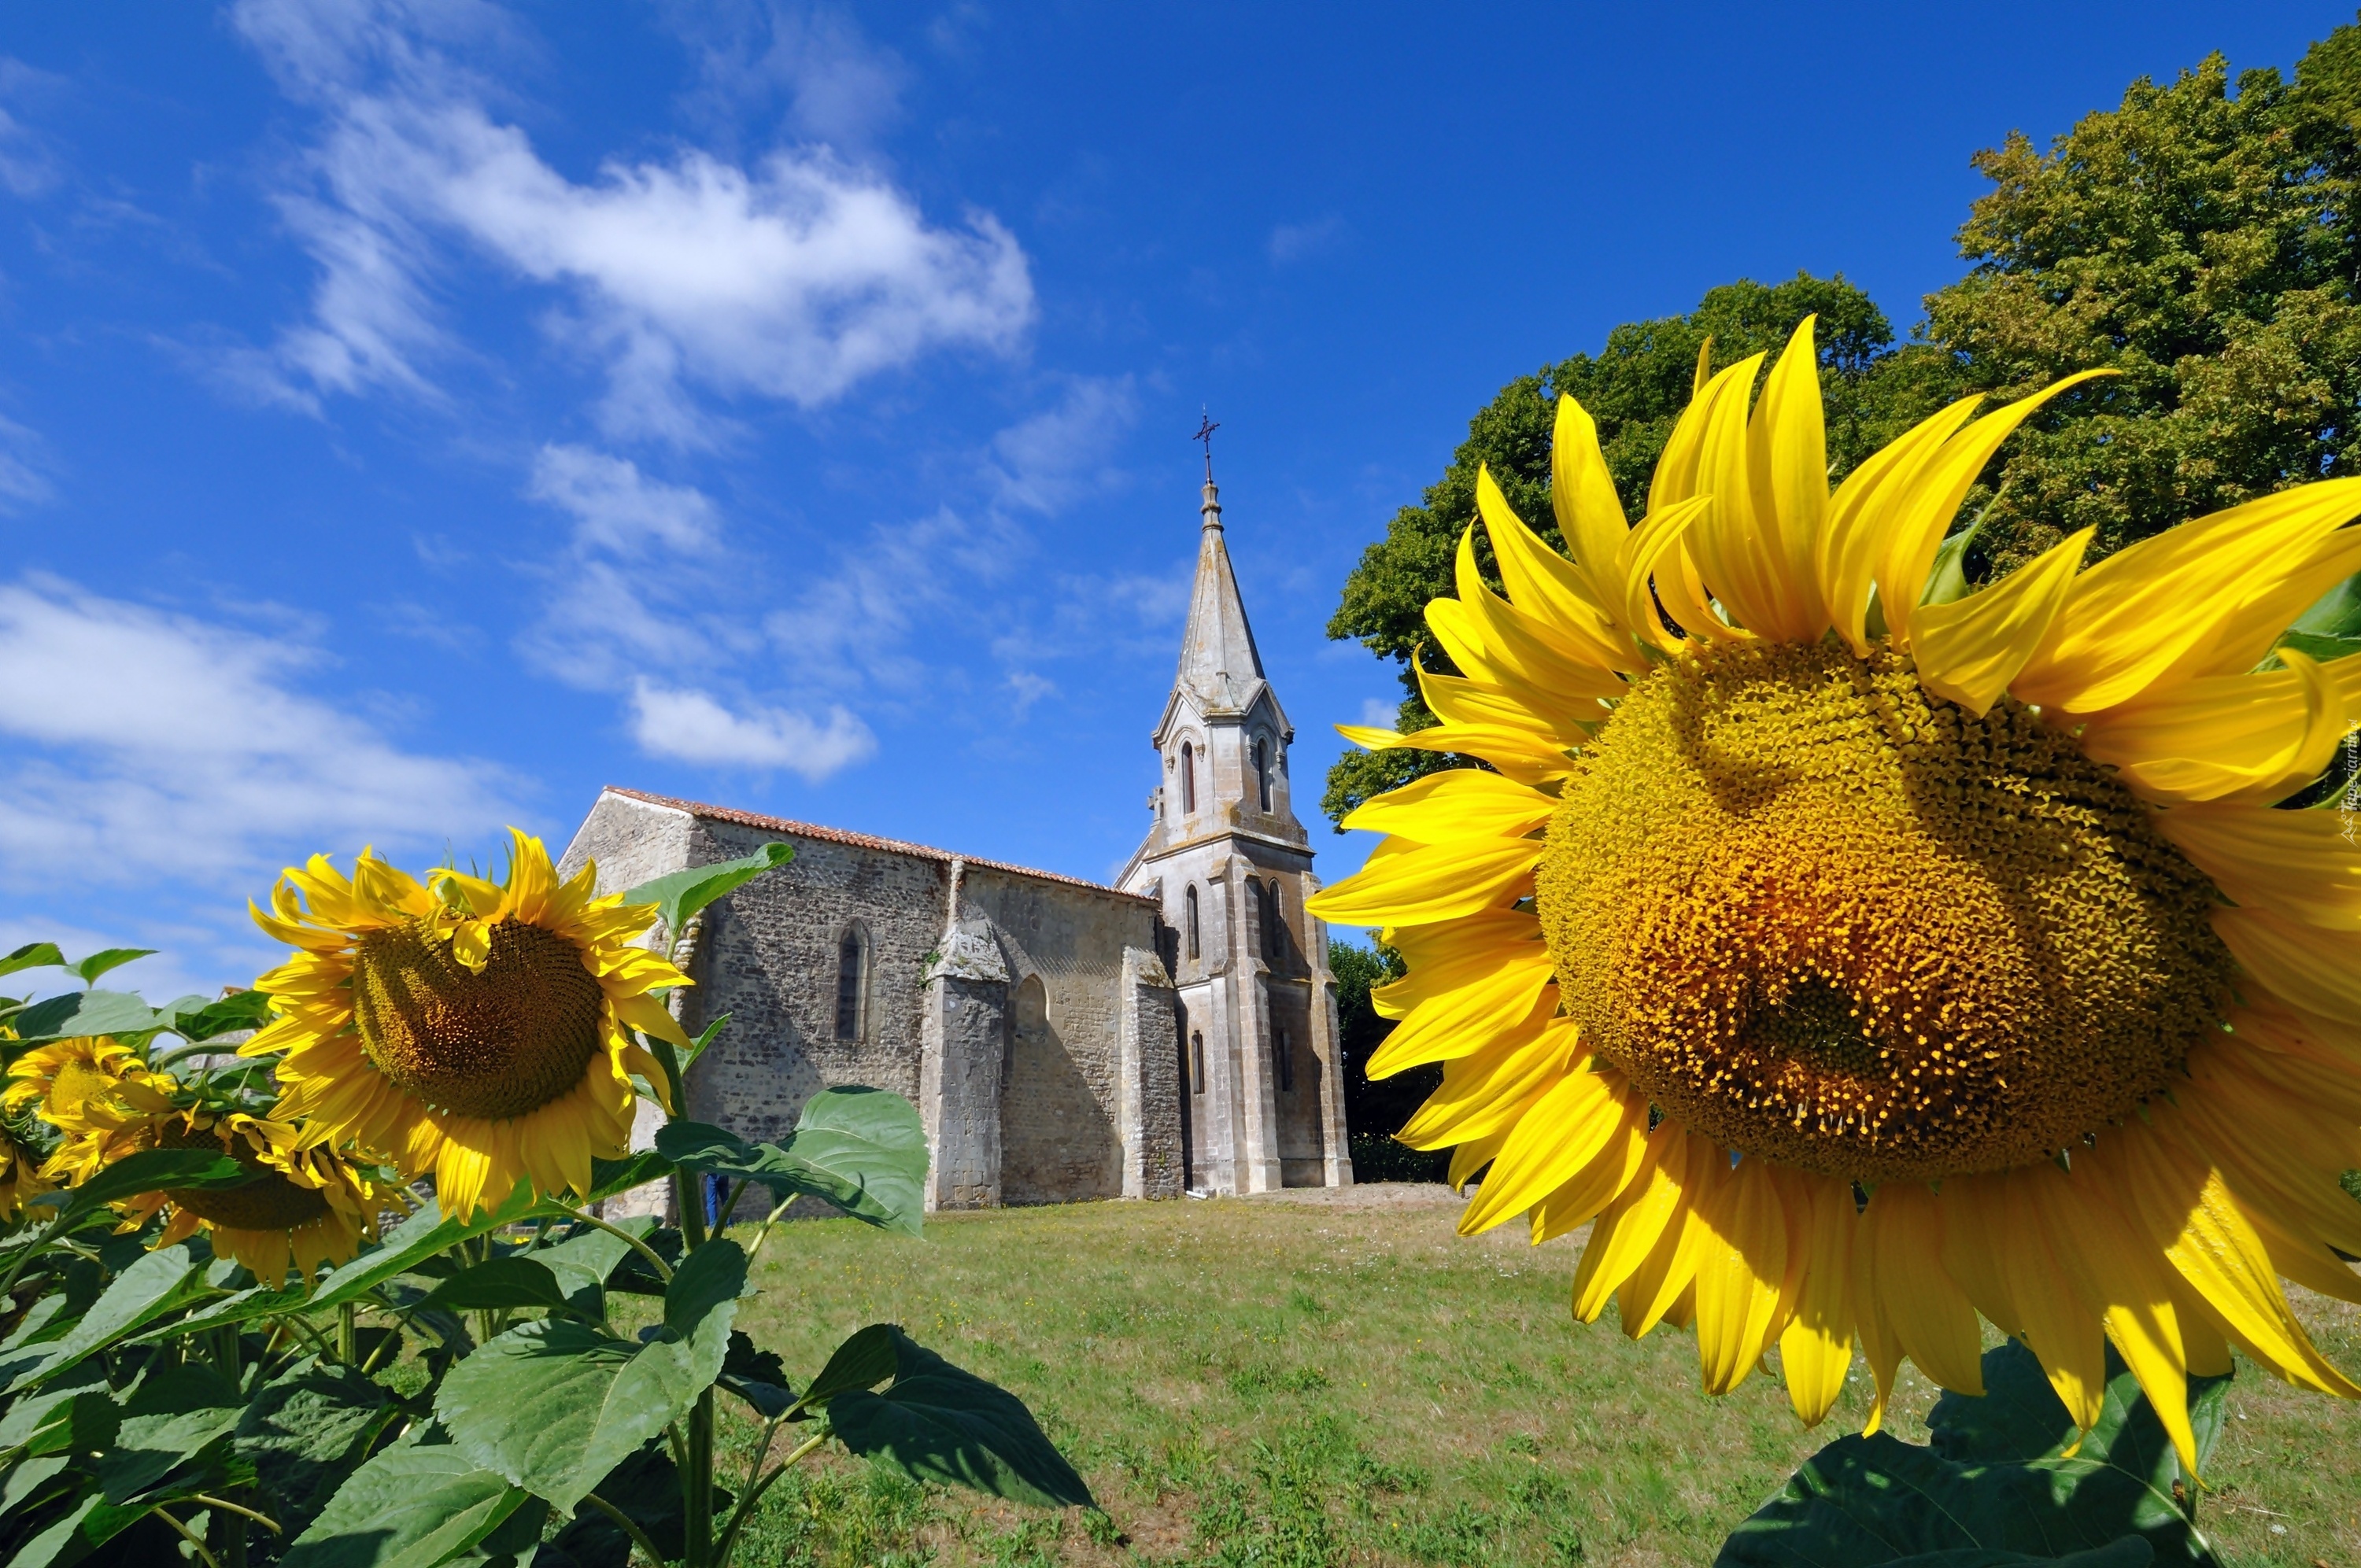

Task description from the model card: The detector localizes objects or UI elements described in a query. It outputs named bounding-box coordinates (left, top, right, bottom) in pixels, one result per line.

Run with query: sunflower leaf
left=434, top=1298, right=737, bottom=1515
left=309, top=1182, right=543, bottom=1312
left=654, top=1087, right=926, bottom=1235
left=419, top=1256, right=574, bottom=1313
left=624, top=842, right=793, bottom=947
left=279, top=1445, right=530, bottom=1568
left=3, top=988, right=161, bottom=1047
left=8, top=1245, right=213, bottom=1392
left=27, top=1148, right=252, bottom=1227
left=0, top=942, right=65, bottom=980
left=65, top=947, right=154, bottom=984
left=828, top=1327, right=1094, bottom=1509
left=1716, top=1341, right=2224, bottom=1566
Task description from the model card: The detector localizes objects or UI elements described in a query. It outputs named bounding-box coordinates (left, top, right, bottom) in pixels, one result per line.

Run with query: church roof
left=598, top=787, right=1151, bottom=902
left=1167, top=477, right=1289, bottom=733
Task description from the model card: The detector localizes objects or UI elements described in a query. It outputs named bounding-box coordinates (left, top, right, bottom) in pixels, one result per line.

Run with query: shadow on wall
left=1001, top=974, right=1120, bottom=1204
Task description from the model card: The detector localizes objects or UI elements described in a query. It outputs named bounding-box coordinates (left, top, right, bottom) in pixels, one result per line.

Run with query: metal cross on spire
left=1192, top=408, right=1220, bottom=481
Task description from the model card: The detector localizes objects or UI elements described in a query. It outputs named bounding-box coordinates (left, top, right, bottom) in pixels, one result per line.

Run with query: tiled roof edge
left=600, top=787, right=1153, bottom=902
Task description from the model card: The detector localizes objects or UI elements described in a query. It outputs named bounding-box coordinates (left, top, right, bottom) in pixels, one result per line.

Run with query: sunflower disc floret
left=1540, top=636, right=2237, bottom=1182
left=1310, top=318, right=2361, bottom=1478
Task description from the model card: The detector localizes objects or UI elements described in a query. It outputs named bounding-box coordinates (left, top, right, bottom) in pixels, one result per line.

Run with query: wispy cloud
left=0, top=57, right=67, bottom=199
left=628, top=679, right=874, bottom=776
left=1268, top=212, right=1347, bottom=266
left=667, top=2, right=911, bottom=150
left=985, top=374, right=1136, bottom=513
left=227, top=0, right=1036, bottom=441
left=0, top=415, right=54, bottom=510
left=0, top=574, right=517, bottom=887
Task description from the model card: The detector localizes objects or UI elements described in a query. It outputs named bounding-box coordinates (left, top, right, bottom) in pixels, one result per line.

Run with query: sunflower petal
left=1912, top=527, right=2092, bottom=716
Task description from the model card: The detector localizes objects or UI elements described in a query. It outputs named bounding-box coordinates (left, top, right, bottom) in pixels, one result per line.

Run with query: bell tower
left=1117, top=435, right=1351, bottom=1193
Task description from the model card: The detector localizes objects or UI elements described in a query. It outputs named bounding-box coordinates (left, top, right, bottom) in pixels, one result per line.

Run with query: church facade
left=559, top=469, right=1351, bottom=1208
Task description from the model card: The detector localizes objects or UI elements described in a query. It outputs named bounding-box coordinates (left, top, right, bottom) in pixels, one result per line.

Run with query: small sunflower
left=1310, top=319, right=2361, bottom=1478
left=244, top=828, right=690, bottom=1219
left=109, top=1111, right=408, bottom=1284
left=5, top=1035, right=176, bottom=1135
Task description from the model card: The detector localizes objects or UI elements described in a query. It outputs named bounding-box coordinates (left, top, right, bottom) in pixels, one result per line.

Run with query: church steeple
left=1174, top=472, right=1272, bottom=719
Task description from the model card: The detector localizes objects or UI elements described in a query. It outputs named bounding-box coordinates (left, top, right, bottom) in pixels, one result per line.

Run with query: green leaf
left=793, top=1322, right=898, bottom=1415
left=1921, top=522, right=1981, bottom=607
left=309, top=1182, right=543, bottom=1311
left=583, top=1149, right=674, bottom=1204
left=6, top=1492, right=155, bottom=1568
left=434, top=1293, right=739, bottom=1515
left=0, top=943, right=65, bottom=980
left=10, top=1245, right=211, bottom=1392
left=27, top=1146, right=252, bottom=1229
left=65, top=947, right=154, bottom=985
left=534, top=1220, right=648, bottom=1312
left=95, top=1363, right=244, bottom=1503
left=829, top=1327, right=1094, bottom=1509
left=4, top=988, right=160, bottom=1046
left=281, top=1445, right=530, bottom=1568
left=419, top=1256, right=573, bottom=1314
left=125, top=1280, right=312, bottom=1345
left=2288, top=570, right=2361, bottom=640
left=656, top=1086, right=927, bottom=1235
left=238, top=1358, right=401, bottom=1540
left=157, top=987, right=276, bottom=1042
left=1715, top=1341, right=2222, bottom=1566
left=719, top=1330, right=796, bottom=1419
left=623, top=843, right=793, bottom=945
left=1878, top=1545, right=2158, bottom=1567
left=663, top=1236, right=748, bottom=1335
left=545, top=1445, right=708, bottom=1568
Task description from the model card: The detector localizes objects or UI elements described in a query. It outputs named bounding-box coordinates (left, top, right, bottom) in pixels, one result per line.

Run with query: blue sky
left=0, top=1, right=2338, bottom=999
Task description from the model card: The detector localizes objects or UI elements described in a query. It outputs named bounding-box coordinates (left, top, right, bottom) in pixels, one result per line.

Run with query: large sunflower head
left=1311, top=320, right=2361, bottom=1479
left=112, top=1110, right=411, bottom=1284
left=244, top=828, right=691, bottom=1220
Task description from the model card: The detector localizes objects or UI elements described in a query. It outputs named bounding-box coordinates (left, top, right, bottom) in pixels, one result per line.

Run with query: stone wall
left=558, top=788, right=1184, bottom=1214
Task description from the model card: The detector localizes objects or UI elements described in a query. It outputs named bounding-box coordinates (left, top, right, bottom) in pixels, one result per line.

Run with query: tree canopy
left=1324, top=19, right=2361, bottom=830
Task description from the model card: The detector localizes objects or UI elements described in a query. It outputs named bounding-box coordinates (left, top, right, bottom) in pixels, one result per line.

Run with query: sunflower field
left=0, top=838, right=1089, bottom=1568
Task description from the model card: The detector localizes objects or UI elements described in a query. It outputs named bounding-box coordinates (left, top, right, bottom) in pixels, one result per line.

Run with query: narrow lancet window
left=1190, top=1032, right=1206, bottom=1094
left=1184, top=884, right=1202, bottom=960
left=834, top=925, right=868, bottom=1041
left=1276, top=1026, right=1294, bottom=1092
left=1263, top=880, right=1284, bottom=959
left=1253, top=738, right=1273, bottom=811
left=1180, top=741, right=1197, bottom=814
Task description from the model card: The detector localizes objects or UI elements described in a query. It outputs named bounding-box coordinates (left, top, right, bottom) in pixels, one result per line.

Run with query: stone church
left=559, top=467, right=1352, bottom=1208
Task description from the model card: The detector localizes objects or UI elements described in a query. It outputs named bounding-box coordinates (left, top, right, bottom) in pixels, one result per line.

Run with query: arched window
left=1190, top=1031, right=1206, bottom=1095
left=1184, top=884, right=1201, bottom=961
left=1276, top=1025, right=1294, bottom=1092
left=834, top=924, right=869, bottom=1041
left=1263, top=880, right=1284, bottom=959
left=1180, top=740, right=1197, bottom=814
left=1253, top=737, right=1273, bottom=811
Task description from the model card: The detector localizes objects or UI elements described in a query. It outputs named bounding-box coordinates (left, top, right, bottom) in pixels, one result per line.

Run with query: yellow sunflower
left=108, top=1111, right=408, bottom=1284
left=244, top=828, right=690, bottom=1220
left=5, top=1035, right=176, bottom=1135
left=0, top=1125, right=51, bottom=1221
left=1310, top=319, right=2361, bottom=1480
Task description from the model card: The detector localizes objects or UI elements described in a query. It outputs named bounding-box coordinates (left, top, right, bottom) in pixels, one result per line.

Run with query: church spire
left=1175, top=417, right=1268, bottom=710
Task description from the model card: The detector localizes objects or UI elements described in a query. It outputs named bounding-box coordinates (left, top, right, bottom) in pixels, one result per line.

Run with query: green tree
left=1928, top=34, right=2361, bottom=576
left=1328, top=937, right=1444, bottom=1182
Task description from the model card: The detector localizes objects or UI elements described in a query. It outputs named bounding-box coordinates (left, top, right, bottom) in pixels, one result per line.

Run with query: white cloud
left=985, top=375, right=1135, bottom=513
left=515, top=443, right=741, bottom=690
left=0, top=58, right=68, bottom=198
left=1268, top=213, right=1347, bottom=265
left=230, top=0, right=1035, bottom=438
left=0, top=574, right=518, bottom=887
left=669, top=2, right=910, bottom=149
left=1359, top=696, right=1399, bottom=729
left=629, top=679, right=872, bottom=777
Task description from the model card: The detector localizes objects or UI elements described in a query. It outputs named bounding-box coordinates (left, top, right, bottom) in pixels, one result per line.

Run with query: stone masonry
left=556, top=464, right=1347, bottom=1210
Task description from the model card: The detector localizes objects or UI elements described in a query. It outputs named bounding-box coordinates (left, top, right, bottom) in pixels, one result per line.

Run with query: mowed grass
left=722, top=1187, right=2361, bottom=1567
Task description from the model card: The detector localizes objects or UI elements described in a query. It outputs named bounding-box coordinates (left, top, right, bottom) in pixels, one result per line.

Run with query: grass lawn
left=722, top=1186, right=2361, bottom=1568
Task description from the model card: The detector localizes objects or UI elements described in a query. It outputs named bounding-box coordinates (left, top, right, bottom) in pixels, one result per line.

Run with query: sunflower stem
left=546, top=1201, right=674, bottom=1285
left=582, top=1492, right=667, bottom=1566
left=685, top=1388, right=717, bottom=1565
left=335, top=1301, right=357, bottom=1363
